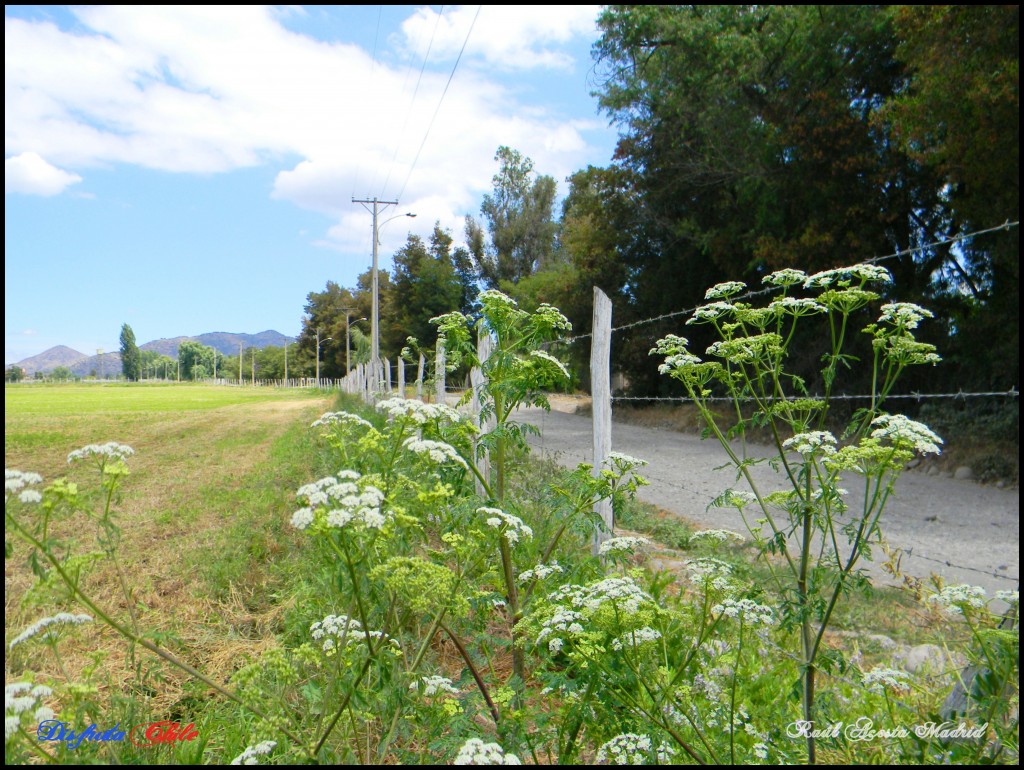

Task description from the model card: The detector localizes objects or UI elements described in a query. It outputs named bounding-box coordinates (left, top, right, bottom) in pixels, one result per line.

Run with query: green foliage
left=472, top=146, right=559, bottom=288
left=177, top=340, right=219, bottom=381
left=119, top=323, right=140, bottom=381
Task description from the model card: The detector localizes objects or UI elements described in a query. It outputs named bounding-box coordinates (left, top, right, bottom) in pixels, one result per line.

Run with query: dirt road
left=519, top=405, right=1019, bottom=597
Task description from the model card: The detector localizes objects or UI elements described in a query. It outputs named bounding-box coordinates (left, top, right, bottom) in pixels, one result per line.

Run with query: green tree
left=471, top=146, right=558, bottom=287
left=387, top=224, right=474, bottom=354
left=6, top=364, right=25, bottom=382
left=119, top=323, right=140, bottom=381
left=51, top=366, right=73, bottom=382
left=178, top=341, right=217, bottom=381
left=578, top=5, right=954, bottom=393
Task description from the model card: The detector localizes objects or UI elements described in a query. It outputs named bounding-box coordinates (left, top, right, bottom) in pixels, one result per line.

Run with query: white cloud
left=5, top=152, right=82, bottom=195
left=399, top=6, right=600, bottom=71
left=5, top=6, right=604, bottom=244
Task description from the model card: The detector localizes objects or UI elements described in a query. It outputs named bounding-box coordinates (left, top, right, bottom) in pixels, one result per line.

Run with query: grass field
left=5, top=383, right=336, bottom=739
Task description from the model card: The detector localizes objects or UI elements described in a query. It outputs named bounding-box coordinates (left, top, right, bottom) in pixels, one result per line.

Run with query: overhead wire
left=396, top=5, right=481, bottom=203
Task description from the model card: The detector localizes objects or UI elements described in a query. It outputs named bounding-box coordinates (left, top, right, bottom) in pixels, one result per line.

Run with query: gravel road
left=518, top=405, right=1019, bottom=597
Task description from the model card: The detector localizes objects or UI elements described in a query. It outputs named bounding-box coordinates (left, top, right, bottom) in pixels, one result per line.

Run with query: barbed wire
left=610, top=388, right=1019, bottom=404
left=897, top=549, right=1018, bottom=583
left=548, top=220, right=1019, bottom=345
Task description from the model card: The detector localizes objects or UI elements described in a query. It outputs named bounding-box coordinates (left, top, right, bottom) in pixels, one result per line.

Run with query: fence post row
left=591, top=287, right=614, bottom=555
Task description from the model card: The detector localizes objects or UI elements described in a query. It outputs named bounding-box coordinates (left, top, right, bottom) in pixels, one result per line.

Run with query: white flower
left=290, top=507, right=314, bottom=530
left=605, top=452, right=649, bottom=470
left=769, top=296, right=826, bottom=315
left=598, top=536, right=651, bottom=557
left=783, top=431, right=838, bottom=457
left=67, top=442, right=135, bottom=464
left=311, top=411, right=372, bottom=429
left=610, top=627, right=663, bottom=651
left=17, top=489, right=42, bottom=504
left=412, top=675, right=459, bottom=696
left=453, top=738, right=521, bottom=765
left=711, top=599, right=776, bottom=625
left=376, top=398, right=462, bottom=426
left=805, top=264, right=891, bottom=288
left=862, top=667, right=912, bottom=694
left=689, top=529, right=743, bottom=544
left=479, top=507, right=533, bottom=546
left=878, top=302, right=934, bottom=329
left=995, top=590, right=1019, bottom=606
left=928, top=584, right=987, bottom=615
left=9, top=613, right=93, bottom=650
left=870, top=414, right=943, bottom=455
left=762, top=268, right=807, bottom=287
left=5, top=470, right=44, bottom=499
left=753, top=742, right=770, bottom=760
left=230, top=740, right=277, bottom=765
left=403, top=437, right=468, bottom=468
left=518, top=562, right=564, bottom=583
left=596, top=733, right=675, bottom=765
left=705, top=281, right=746, bottom=299
left=293, top=476, right=392, bottom=531
left=548, top=637, right=564, bottom=654
left=687, top=301, right=738, bottom=324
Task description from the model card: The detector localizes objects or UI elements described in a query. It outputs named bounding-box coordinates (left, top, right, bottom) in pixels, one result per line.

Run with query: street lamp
left=315, top=328, right=333, bottom=383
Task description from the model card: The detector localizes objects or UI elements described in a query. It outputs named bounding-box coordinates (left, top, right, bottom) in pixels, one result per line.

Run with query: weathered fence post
left=591, top=286, right=613, bottom=555
left=416, top=354, right=425, bottom=400
left=470, top=328, right=495, bottom=497
left=435, top=339, right=446, bottom=404
left=384, top=358, right=392, bottom=394
left=397, top=357, right=405, bottom=399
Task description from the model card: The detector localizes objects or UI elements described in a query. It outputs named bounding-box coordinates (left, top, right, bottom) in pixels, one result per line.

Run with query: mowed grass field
left=5, top=383, right=335, bottom=718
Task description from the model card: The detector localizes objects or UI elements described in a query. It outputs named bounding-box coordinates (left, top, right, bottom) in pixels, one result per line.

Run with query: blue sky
left=5, top=5, right=618, bottom=364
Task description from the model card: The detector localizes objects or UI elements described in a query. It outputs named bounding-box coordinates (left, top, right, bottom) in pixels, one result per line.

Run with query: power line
left=396, top=5, right=481, bottom=203
left=549, top=220, right=1019, bottom=345
left=380, top=5, right=445, bottom=199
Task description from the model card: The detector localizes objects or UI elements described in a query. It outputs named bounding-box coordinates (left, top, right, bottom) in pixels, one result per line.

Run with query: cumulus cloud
left=5, top=152, right=82, bottom=195
left=5, top=6, right=603, bottom=244
left=399, top=6, right=600, bottom=71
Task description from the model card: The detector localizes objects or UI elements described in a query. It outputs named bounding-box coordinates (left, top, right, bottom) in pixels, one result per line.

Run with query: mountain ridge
left=12, top=331, right=295, bottom=376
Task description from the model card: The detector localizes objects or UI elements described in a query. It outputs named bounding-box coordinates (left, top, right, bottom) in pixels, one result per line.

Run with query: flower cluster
left=782, top=431, right=838, bottom=457
left=596, top=733, right=676, bottom=765
left=311, top=411, right=372, bottom=430
left=862, top=667, right=912, bottom=694
left=411, top=675, right=459, bottom=696
left=928, top=584, right=988, bottom=615
left=710, top=489, right=757, bottom=510
left=292, top=473, right=391, bottom=531
left=376, top=398, right=462, bottom=426
left=309, top=614, right=399, bottom=654
left=685, top=558, right=735, bottom=591
left=705, top=281, right=747, bottom=300
left=480, top=507, right=533, bottom=546
left=689, top=529, right=744, bottom=545
left=711, top=599, right=776, bottom=625
left=453, top=738, right=521, bottom=765
left=518, top=562, right=564, bottom=583
left=66, top=442, right=135, bottom=464
left=870, top=414, right=943, bottom=455
left=762, top=268, right=807, bottom=287
left=535, top=607, right=586, bottom=653
left=9, top=613, right=93, bottom=650
left=687, top=301, right=738, bottom=324
left=878, top=302, right=935, bottom=330
left=805, top=263, right=892, bottom=288
left=5, top=682, right=56, bottom=741
left=769, top=296, right=826, bottom=316
left=610, top=626, right=663, bottom=651
left=550, top=576, right=653, bottom=616
left=230, top=740, right=277, bottom=765
left=598, top=536, right=651, bottom=557
left=402, top=438, right=467, bottom=468
left=5, top=470, right=43, bottom=505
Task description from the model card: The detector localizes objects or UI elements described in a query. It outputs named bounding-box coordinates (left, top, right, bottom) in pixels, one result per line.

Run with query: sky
left=4, top=5, right=619, bottom=364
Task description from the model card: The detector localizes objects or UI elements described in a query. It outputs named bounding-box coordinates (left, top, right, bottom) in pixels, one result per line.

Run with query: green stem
left=438, top=620, right=501, bottom=725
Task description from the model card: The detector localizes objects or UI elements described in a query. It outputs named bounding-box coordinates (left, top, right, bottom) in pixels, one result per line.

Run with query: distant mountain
left=13, top=345, right=88, bottom=375
left=141, top=330, right=294, bottom=357
left=15, top=331, right=295, bottom=376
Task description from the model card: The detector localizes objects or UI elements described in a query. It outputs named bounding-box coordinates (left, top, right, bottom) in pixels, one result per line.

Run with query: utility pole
left=251, top=348, right=256, bottom=385
left=352, top=197, right=398, bottom=389
left=239, top=344, right=243, bottom=385
left=284, top=342, right=288, bottom=384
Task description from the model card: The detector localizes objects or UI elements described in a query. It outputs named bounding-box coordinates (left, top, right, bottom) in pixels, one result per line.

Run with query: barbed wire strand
left=610, top=388, right=1019, bottom=404
left=549, top=220, right=1019, bottom=346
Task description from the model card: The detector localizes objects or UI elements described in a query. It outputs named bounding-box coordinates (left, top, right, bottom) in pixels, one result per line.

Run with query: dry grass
left=5, top=386, right=330, bottom=716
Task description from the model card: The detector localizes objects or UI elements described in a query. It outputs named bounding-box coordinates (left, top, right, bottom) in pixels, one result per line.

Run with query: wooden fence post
left=417, top=354, right=425, bottom=399
left=384, top=358, right=392, bottom=394
left=397, top=358, right=405, bottom=399
left=435, top=339, right=445, bottom=404
left=470, top=328, right=495, bottom=497
left=591, top=286, right=613, bottom=555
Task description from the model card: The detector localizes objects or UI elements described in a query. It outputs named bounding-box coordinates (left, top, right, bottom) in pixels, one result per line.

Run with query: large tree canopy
left=554, top=5, right=1017, bottom=393
left=119, top=323, right=140, bottom=381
